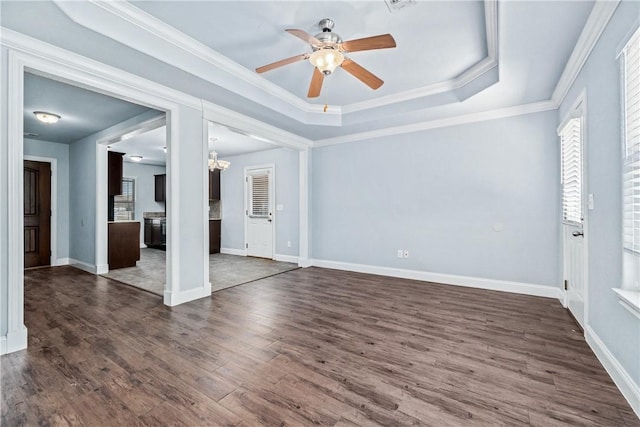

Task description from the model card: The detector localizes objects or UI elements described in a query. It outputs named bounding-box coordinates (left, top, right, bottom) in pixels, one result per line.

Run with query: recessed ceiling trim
left=53, top=0, right=314, bottom=123
left=314, top=100, right=557, bottom=148
left=342, top=0, right=498, bottom=114
left=50, top=0, right=497, bottom=126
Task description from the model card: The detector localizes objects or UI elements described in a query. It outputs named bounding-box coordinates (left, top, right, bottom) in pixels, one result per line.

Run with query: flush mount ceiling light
left=208, top=151, right=230, bottom=171
left=33, top=111, right=61, bottom=124
left=130, top=155, right=143, bottom=162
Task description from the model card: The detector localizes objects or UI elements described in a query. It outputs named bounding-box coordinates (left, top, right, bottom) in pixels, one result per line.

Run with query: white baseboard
left=585, top=326, right=640, bottom=418
left=68, top=258, right=98, bottom=274
left=310, top=259, right=562, bottom=299
left=51, top=257, right=70, bottom=266
left=0, top=326, right=28, bottom=355
left=275, top=253, right=298, bottom=264
left=164, top=283, right=212, bottom=306
left=298, top=258, right=312, bottom=268
left=220, top=247, right=247, bottom=256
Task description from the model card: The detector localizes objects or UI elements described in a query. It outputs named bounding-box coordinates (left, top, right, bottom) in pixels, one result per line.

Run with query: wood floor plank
left=1, top=265, right=637, bottom=426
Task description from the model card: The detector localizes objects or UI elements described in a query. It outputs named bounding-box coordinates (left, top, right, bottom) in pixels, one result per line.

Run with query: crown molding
left=551, top=0, right=620, bottom=105
left=313, top=100, right=557, bottom=148
left=51, top=0, right=498, bottom=126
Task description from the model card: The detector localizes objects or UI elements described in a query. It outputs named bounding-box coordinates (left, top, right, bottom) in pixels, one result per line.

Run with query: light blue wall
left=24, top=138, right=70, bottom=261
left=122, top=161, right=166, bottom=245
left=220, top=147, right=300, bottom=257
left=312, top=110, right=561, bottom=287
left=68, top=134, right=97, bottom=264
left=559, top=0, right=640, bottom=390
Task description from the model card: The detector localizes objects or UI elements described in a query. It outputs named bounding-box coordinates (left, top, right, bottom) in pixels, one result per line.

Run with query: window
left=247, top=171, right=269, bottom=218
left=560, top=117, right=583, bottom=224
left=114, top=177, right=135, bottom=221
left=623, top=28, right=640, bottom=253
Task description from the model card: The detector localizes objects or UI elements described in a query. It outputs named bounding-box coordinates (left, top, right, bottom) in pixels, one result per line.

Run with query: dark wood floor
left=2, top=266, right=638, bottom=426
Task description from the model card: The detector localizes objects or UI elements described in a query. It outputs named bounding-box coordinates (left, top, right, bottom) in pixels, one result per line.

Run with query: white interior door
left=559, top=115, right=587, bottom=328
left=246, top=167, right=273, bottom=259
left=564, top=224, right=585, bottom=327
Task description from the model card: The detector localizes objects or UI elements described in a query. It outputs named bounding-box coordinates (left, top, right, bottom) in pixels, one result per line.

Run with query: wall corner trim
left=310, top=259, right=562, bottom=299
left=163, top=284, right=212, bottom=307
left=68, top=258, right=99, bottom=274
left=220, top=247, right=247, bottom=257
left=274, top=254, right=299, bottom=264
left=0, top=326, right=28, bottom=355
left=585, top=326, right=640, bottom=418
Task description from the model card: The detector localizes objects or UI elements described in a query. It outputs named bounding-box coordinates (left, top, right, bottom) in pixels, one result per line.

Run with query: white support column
left=298, top=149, right=311, bottom=267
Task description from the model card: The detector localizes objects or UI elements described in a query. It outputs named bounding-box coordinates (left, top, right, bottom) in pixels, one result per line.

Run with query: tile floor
left=101, top=248, right=298, bottom=296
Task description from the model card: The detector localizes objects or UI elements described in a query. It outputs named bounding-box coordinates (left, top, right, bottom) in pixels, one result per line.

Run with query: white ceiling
left=23, top=73, right=152, bottom=144
left=2, top=0, right=596, bottom=141
left=110, top=126, right=167, bottom=166
left=131, top=0, right=488, bottom=105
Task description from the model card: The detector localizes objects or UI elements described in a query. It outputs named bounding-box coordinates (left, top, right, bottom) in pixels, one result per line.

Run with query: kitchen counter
left=143, top=211, right=166, bottom=219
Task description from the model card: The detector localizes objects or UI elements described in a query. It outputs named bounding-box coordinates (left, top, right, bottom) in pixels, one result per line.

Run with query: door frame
left=23, top=155, right=58, bottom=267
left=4, top=46, right=187, bottom=354
left=559, top=90, right=589, bottom=328
left=96, top=114, right=166, bottom=274
left=244, top=164, right=276, bottom=260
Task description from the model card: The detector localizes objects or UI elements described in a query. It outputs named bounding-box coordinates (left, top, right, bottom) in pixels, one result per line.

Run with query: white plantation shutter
left=560, top=117, right=583, bottom=224
left=623, top=28, right=640, bottom=252
left=248, top=171, right=270, bottom=217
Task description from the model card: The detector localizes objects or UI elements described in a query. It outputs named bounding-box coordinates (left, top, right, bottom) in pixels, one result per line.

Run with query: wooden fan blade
left=286, top=29, right=322, bottom=46
left=339, top=34, right=396, bottom=52
left=307, top=68, right=324, bottom=98
left=341, top=58, right=383, bottom=90
left=255, top=53, right=308, bottom=73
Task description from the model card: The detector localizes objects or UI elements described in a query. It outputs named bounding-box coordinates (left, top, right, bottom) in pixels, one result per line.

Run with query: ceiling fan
left=255, top=18, right=396, bottom=98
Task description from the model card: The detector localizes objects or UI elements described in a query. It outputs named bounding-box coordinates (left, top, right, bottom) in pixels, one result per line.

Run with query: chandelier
left=208, top=151, right=230, bottom=171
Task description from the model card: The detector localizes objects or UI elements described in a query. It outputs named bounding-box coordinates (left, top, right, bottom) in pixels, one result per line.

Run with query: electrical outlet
left=403, top=250, right=409, bottom=258
left=287, top=241, right=292, bottom=248
left=397, top=250, right=403, bottom=258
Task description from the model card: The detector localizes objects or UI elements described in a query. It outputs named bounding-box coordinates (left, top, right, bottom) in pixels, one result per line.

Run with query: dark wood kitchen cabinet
left=209, top=220, right=221, bottom=254
left=209, top=169, right=220, bottom=200
left=108, top=151, right=124, bottom=196
left=108, top=221, right=140, bottom=269
left=154, top=174, right=166, bottom=202
left=144, top=218, right=166, bottom=249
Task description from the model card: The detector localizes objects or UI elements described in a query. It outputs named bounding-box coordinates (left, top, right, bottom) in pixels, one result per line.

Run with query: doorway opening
left=206, top=122, right=299, bottom=293
left=559, top=93, right=588, bottom=329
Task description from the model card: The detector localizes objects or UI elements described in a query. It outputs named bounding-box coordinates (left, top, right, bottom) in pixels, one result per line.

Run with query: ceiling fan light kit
left=256, top=18, right=396, bottom=98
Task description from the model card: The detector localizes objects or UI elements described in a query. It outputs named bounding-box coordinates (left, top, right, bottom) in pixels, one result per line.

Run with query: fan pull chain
left=323, top=80, right=329, bottom=113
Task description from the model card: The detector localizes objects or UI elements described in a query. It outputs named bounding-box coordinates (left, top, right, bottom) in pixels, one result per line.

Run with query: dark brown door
left=24, top=160, right=51, bottom=268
